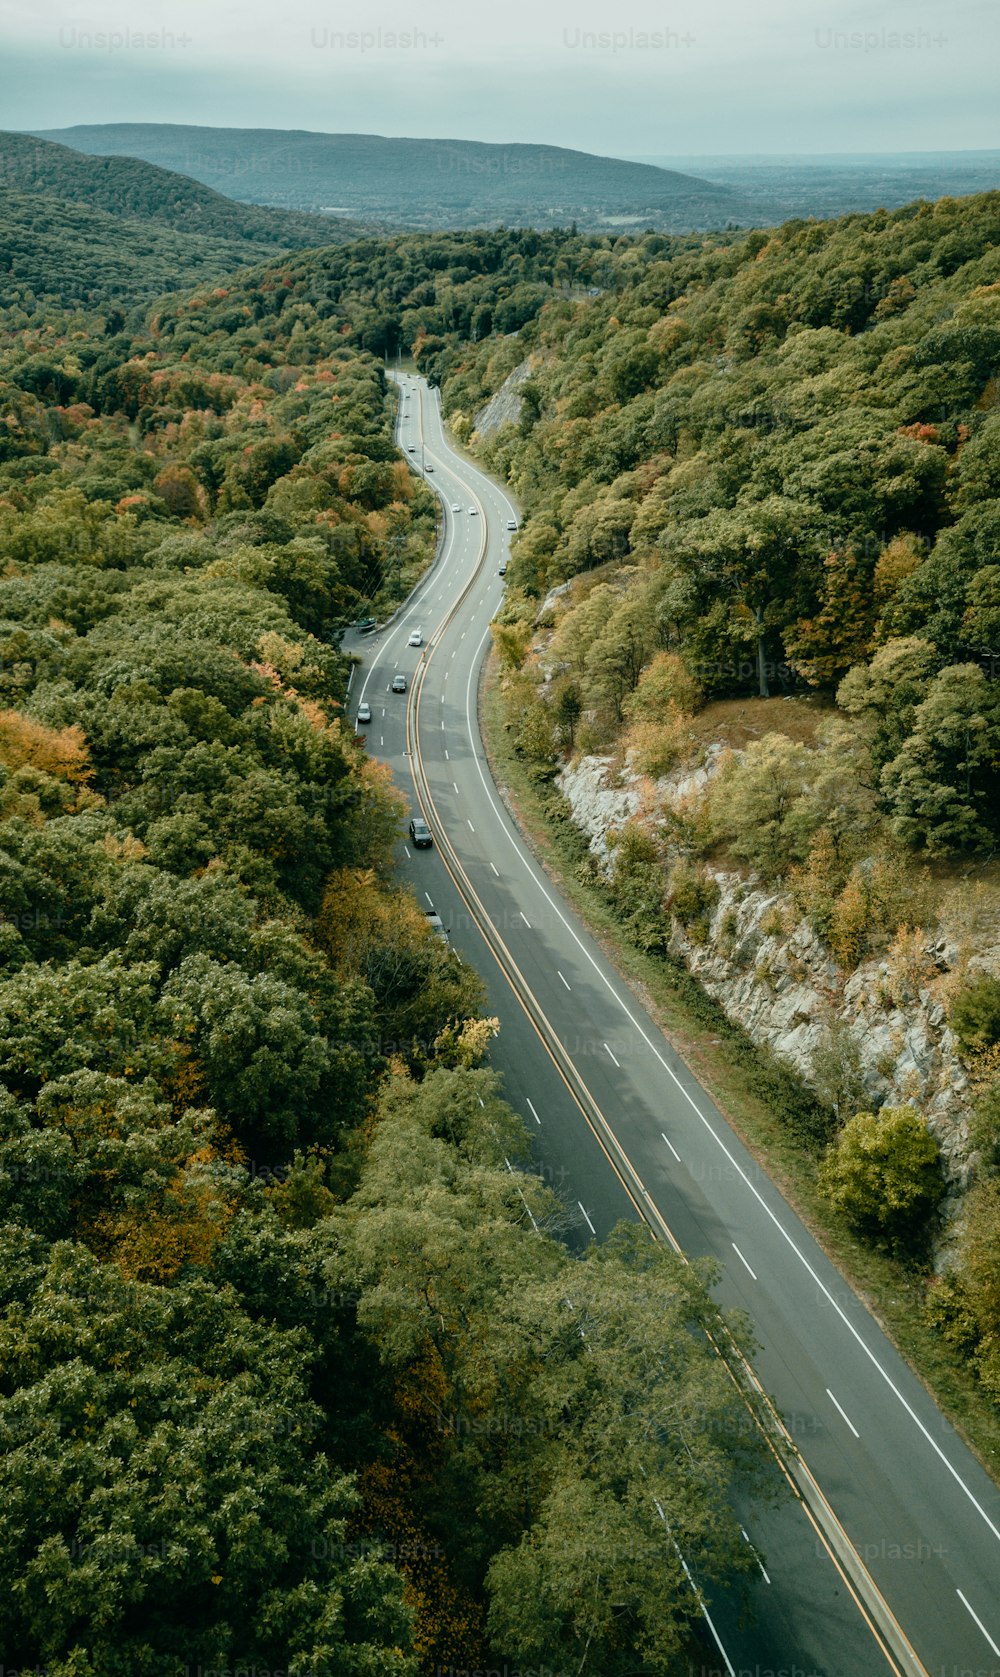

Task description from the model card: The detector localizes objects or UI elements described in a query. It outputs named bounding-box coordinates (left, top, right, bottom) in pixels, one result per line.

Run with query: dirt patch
left=688, top=694, right=834, bottom=751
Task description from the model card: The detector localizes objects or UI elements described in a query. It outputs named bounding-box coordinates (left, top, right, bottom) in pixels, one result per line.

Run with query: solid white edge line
left=956, top=1589, right=1000, bottom=1657
left=458, top=598, right=1000, bottom=1552
left=827, top=1388, right=861, bottom=1439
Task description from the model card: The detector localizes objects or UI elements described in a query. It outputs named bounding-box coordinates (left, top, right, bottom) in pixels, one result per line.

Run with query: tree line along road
left=340, top=368, right=1000, bottom=1677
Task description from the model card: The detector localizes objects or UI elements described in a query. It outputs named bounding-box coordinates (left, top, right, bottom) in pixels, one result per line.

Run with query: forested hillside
left=0, top=268, right=774, bottom=1671
left=419, top=192, right=1000, bottom=1414
left=142, top=223, right=615, bottom=357
left=0, top=131, right=367, bottom=305
left=1, top=133, right=363, bottom=248
left=35, top=123, right=751, bottom=231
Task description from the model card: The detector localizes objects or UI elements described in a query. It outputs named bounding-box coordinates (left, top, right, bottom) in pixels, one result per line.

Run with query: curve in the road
left=370, top=367, right=1000, bottom=1677
left=398, top=383, right=920, bottom=1677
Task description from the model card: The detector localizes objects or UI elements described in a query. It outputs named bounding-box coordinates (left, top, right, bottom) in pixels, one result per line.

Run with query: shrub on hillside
left=819, top=1105, right=944, bottom=1253
left=950, top=976, right=1000, bottom=1057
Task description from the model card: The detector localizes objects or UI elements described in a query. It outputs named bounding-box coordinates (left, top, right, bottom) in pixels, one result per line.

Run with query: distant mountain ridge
left=30, top=124, right=754, bottom=231
left=0, top=131, right=367, bottom=247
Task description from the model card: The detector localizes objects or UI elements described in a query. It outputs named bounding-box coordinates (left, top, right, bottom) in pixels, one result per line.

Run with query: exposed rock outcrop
left=558, top=751, right=981, bottom=1181
left=473, top=358, right=535, bottom=439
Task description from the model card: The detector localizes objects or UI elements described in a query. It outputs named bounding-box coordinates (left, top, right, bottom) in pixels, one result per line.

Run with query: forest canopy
left=0, top=228, right=778, bottom=1674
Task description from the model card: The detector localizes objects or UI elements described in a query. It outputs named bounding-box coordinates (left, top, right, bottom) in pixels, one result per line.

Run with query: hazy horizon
left=4, top=0, right=997, bottom=157
left=23, top=124, right=1000, bottom=169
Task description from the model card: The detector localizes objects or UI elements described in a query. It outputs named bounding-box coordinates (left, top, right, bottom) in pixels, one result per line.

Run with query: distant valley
left=32, top=124, right=753, bottom=232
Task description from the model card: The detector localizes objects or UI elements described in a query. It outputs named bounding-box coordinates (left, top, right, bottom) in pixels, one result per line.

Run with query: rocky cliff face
left=473, top=357, right=536, bottom=440
left=557, top=751, right=979, bottom=1182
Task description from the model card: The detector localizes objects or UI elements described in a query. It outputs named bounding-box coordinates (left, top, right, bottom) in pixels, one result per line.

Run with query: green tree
left=837, top=635, right=937, bottom=777
left=881, top=664, right=1000, bottom=853
left=0, top=1230, right=416, bottom=1676
left=819, top=1106, right=944, bottom=1251
left=707, top=734, right=815, bottom=878
left=949, top=978, right=1000, bottom=1057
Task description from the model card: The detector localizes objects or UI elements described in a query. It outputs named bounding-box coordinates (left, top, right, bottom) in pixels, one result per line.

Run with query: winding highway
left=343, top=369, right=1000, bottom=1677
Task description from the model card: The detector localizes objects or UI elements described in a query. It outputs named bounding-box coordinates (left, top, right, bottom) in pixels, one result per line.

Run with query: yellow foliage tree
left=0, top=710, right=93, bottom=783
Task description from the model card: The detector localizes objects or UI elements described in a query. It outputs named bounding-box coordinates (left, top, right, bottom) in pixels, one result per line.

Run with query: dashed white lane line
left=520, top=911, right=531, bottom=929
left=558, top=970, right=571, bottom=991
left=827, top=1388, right=860, bottom=1439
left=453, top=782, right=460, bottom=795
left=732, top=1243, right=758, bottom=1282
left=424, top=892, right=433, bottom=906
left=457, top=593, right=1000, bottom=1548
left=467, top=820, right=475, bottom=833
left=957, top=1590, right=1000, bottom=1657
left=604, top=1043, right=620, bottom=1068
left=490, top=862, right=499, bottom=877
left=578, top=1202, right=597, bottom=1236
left=661, top=1132, right=681, bottom=1162
left=444, top=750, right=449, bottom=759
left=403, top=845, right=411, bottom=859
left=526, top=1098, right=541, bottom=1126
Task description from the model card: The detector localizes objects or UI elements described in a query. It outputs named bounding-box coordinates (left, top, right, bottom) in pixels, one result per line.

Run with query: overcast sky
left=4, top=0, right=998, bottom=156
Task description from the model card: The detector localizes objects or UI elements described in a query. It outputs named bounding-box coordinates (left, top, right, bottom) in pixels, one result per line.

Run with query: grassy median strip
left=480, top=653, right=1000, bottom=1481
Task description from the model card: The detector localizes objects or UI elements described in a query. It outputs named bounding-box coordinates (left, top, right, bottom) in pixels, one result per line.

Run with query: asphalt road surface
left=342, top=369, right=1000, bottom=1677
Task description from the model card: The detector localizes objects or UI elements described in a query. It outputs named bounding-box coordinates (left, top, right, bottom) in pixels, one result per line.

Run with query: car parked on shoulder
left=409, top=816, right=433, bottom=848
left=424, top=908, right=448, bottom=941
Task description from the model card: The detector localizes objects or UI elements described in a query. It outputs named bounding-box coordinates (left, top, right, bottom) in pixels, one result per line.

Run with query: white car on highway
left=408, top=629, right=423, bottom=647
left=451, top=502, right=461, bottom=512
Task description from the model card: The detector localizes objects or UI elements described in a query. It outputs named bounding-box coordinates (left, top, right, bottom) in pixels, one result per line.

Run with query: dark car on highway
left=409, top=816, right=433, bottom=848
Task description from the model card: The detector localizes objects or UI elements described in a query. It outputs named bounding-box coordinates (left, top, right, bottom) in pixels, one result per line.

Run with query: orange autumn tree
left=0, top=710, right=93, bottom=783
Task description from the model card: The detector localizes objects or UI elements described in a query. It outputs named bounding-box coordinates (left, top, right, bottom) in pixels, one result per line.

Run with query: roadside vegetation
left=0, top=262, right=778, bottom=1673
left=427, top=192, right=1000, bottom=1445
left=5, top=179, right=1000, bottom=1668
